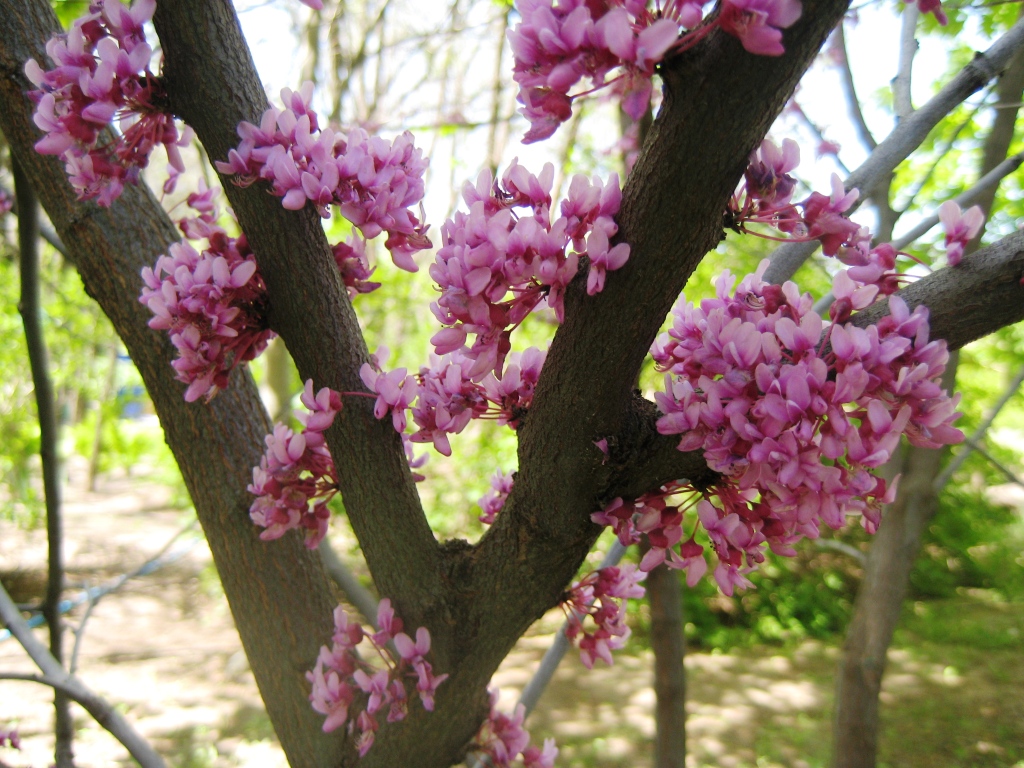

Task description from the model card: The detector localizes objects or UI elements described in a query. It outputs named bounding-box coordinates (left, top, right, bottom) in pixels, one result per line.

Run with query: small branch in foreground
left=933, top=362, right=1024, bottom=491
left=14, top=158, right=73, bottom=768
left=0, top=584, right=166, bottom=768
left=764, top=17, right=1024, bottom=284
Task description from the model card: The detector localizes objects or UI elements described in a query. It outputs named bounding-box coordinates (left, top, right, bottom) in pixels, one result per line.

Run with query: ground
left=1, top=463, right=1022, bottom=768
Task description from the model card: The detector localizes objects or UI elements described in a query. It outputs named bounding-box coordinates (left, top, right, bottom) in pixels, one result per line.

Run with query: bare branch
left=933, top=362, right=1024, bottom=490
left=892, top=3, right=920, bottom=120
left=0, top=586, right=166, bottom=768
left=764, top=17, right=1024, bottom=284
left=835, top=23, right=877, bottom=151
left=14, top=158, right=74, bottom=767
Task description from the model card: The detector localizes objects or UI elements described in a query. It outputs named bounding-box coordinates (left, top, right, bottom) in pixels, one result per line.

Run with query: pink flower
left=719, top=0, right=802, bottom=57
left=307, top=600, right=446, bottom=752
left=26, top=1, right=189, bottom=205
left=139, top=192, right=275, bottom=403
left=938, top=200, right=984, bottom=266
left=217, top=84, right=431, bottom=271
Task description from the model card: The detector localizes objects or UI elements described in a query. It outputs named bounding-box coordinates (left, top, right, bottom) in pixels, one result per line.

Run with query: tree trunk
left=648, top=564, right=686, bottom=768
left=833, top=21, right=1024, bottom=766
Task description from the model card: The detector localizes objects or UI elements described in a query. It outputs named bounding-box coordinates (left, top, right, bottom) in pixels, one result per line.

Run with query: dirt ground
left=1, top=463, right=1022, bottom=768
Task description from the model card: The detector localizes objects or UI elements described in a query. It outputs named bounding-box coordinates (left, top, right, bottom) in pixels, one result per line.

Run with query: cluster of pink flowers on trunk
left=308, top=599, right=448, bottom=756
left=248, top=380, right=343, bottom=549
left=431, top=161, right=627, bottom=380
left=471, top=691, right=558, bottom=768
left=509, top=0, right=802, bottom=141
left=139, top=185, right=275, bottom=403
left=361, top=346, right=547, bottom=457
left=562, top=564, right=646, bottom=668
left=215, top=82, right=430, bottom=271
left=592, top=261, right=963, bottom=593
left=26, top=0, right=193, bottom=206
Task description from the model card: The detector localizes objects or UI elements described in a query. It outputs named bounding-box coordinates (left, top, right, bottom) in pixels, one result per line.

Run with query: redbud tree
left=2, top=0, right=1024, bottom=765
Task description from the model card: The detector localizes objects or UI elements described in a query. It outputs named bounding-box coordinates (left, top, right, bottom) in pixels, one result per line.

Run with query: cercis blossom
left=601, top=261, right=963, bottom=593
left=938, top=200, right=985, bottom=266
left=26, top=0, right=193, bottom=206
left=215, top=82, right=431, bottom=272
left=508, top=0, right=802, bottom=142
left=562, top=565, right=646, bottom=668
left=431, top=162, right=628, bottom=380
left=471, top=690, right=558, bottom=768
left=139, top=186, right=275, bottom=403
left=248, top=380, right=342, bottom=549
left=307, top=599, right=448, bottom=756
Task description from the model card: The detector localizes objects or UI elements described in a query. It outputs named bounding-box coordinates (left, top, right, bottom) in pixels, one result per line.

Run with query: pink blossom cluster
left=730, top=141, right=866, bottom=256
left=361, top=346, right=547, bottom=457
left=472, top=691, right=558, bottom=768
left=938, top=200, right=984, bottom=266
left=562, top=564, right=646, bottom=668
left=431, top=161, right=627, bottom=380
left=215, top=82, right=430, bottom=271
left=0, top=727, right=19, bottom=750
left=26, top=0, right=193, bottom=206
left=0, top=189, right=12, bottom=216
left=509, top=0, right=801, bottom=142
left=732, top=141, right=916, bottom=300
left=332, top=236, right=382, bottom=297
left=308, top=599, right=448, bottom=756
left=478, top=469, right=516, bottom=524
left=139, top=187, right=275, bottom=403
left=593, top=261, right=963, bottom=593
left=248, top=380, right=342, bottom=549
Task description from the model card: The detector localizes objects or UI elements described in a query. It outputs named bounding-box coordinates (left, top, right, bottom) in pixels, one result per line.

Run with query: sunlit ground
left=1, top=465, right=1022, bottom=768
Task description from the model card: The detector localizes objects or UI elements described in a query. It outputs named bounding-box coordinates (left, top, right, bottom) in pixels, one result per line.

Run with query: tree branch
left=150, top=0, right=444, bottom=634
left=0, top=4, right=346, bottom=766
left=835, top=23, right=877, bottom=151
left=0, top=584, right=165, bottom=768
left=764, top=16, right=1024, bottom=284
left=13, top=157, right=74, bottom=767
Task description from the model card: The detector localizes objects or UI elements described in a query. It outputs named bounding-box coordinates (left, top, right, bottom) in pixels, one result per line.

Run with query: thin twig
left=933, top=362, right=1024, bottom=491
left=893, top=3, right=920, bottom=121
left=14, top=159, right=73, bottom=767
left=764, top=18, right=1024, bottom=284
left=835, top=23, right=877, bottom=151
left=0, top=584, right=166, bottom=768
left=318, top=539, right=380, bottom=629
left=963, top=438, right=1024, bottom=489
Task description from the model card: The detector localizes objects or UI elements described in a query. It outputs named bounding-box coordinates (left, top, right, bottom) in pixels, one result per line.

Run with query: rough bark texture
left=0, top=4, right=344, bottom=767
left=3, top=0, right=1023, bottom=766
left=833, top=35, right=1024, bottom=768
left=648, top=564, right=686, bottom=768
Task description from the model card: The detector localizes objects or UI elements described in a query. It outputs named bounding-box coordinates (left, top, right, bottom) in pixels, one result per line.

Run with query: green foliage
left=679, top=545, right=860, bottom=650
left=51, top=0, right=90, bottom=28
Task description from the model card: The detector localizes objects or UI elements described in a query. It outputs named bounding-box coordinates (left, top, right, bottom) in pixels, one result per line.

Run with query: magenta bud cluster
left=361, top=346, right=547, bottom=457
left=26, top=0, right=193, bottom=206
left=509, top=0, right=802, bottom=142
left=215, top=82, right=431, bottom=272
left=472, top=690, right=558, bottom=768
left=248, top=380, right=343, bottom=549
left=308, top=599, right=448, bottom=756
left=591, top=260, right=963, bottom=594
left=478, top=468, right=516, bottom=525
left=431, top=161, right=627, bottom=381
left=562, top=564, right=646, bottom=668
left=139, top=185, right=275, bottom=403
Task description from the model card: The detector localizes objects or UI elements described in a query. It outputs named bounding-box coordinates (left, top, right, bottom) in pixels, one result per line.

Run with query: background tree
left=1, top=0, right=1023, bottom=767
